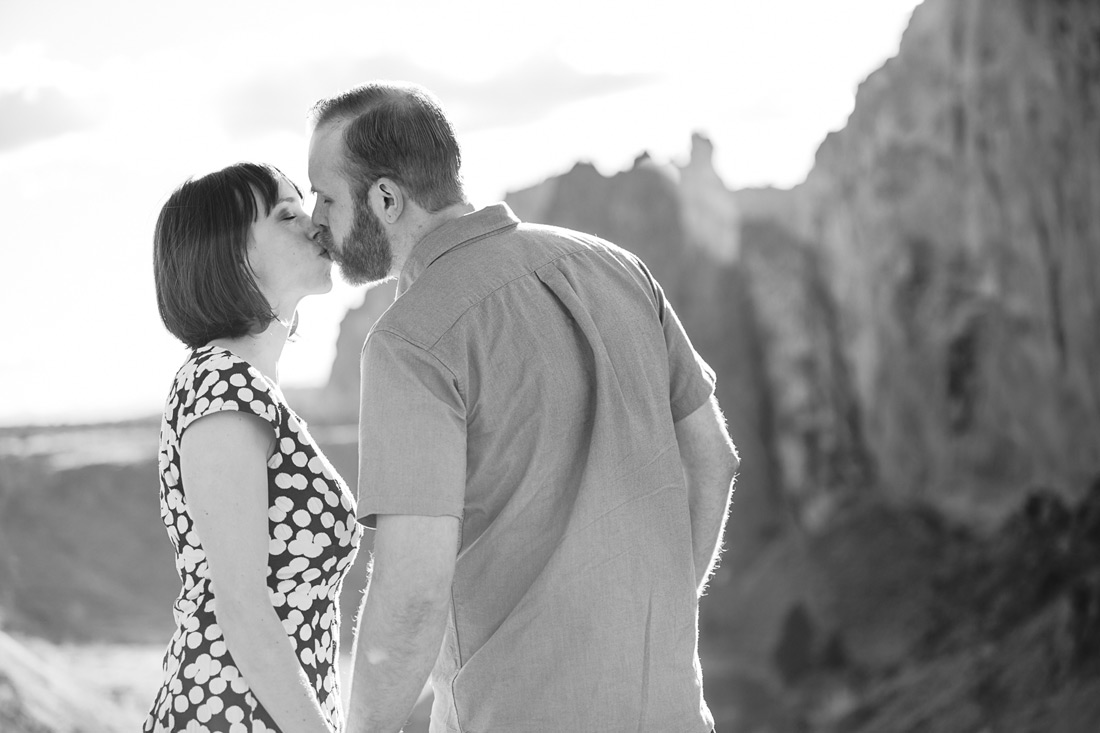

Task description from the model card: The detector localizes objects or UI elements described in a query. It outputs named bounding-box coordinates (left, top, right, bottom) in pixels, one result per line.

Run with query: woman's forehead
left=277, top=175, right=304, bottom=200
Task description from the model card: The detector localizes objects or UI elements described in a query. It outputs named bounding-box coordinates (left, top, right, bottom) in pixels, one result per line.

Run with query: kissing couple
left=144, top=81, right=738, bottom=733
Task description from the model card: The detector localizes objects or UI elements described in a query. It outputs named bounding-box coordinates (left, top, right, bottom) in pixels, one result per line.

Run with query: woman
left=144, top=162, right=361, bottom=733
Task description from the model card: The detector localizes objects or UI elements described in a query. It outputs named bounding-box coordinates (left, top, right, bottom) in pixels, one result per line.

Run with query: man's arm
left=675, top=394, right=740, bottom=595
left=346, top=513, right=460, bottom=733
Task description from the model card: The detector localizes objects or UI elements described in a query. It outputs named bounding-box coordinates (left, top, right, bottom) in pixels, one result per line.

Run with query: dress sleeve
left=357, top=329, right=467, bottom=527
left=178, top=350, right=280, bottom=437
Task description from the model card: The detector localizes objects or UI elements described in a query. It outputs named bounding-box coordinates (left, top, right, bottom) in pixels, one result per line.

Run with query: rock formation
left=788, top=0, right=1100, bottom=518
left=679, top=132, right=740, bottom=262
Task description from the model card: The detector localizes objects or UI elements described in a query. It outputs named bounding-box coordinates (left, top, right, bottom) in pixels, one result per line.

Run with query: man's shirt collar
left=397, top=203, right=521, bottom=296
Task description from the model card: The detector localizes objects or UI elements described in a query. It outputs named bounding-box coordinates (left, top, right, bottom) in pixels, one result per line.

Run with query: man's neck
left=413, top=201, right=476, bottom=246
left=392, top=201, right=475, bottom=273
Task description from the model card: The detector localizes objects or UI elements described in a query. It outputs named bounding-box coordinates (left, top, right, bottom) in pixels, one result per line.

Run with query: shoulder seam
left=364, top=328, right=464, bottom=399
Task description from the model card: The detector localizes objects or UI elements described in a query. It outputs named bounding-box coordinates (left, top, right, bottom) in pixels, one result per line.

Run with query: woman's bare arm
left=181, top=410, right=333, bottom=733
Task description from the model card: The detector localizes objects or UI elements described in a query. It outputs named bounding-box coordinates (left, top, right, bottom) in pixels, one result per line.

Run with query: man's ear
left=374, top=178, right=404, bottom=224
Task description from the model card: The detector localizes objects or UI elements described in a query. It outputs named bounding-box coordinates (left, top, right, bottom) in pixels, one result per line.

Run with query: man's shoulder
left=367, top=221, right=649, bottom=351
left=514, top=221, right=634, bottom=258
left=369, top=225, right=569, bottom=328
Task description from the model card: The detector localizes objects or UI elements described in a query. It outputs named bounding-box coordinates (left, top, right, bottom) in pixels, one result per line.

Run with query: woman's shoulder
left=191, top=344, right=266, bottom=380
left=168, top=345, right=282, bottom=429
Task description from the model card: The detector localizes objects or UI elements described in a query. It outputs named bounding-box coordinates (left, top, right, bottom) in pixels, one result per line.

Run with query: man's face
left=308, top=122, right=394, bottom=285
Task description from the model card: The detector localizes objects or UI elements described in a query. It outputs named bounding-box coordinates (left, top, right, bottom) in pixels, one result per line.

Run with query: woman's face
left=246, top=177, right=332, bottom=316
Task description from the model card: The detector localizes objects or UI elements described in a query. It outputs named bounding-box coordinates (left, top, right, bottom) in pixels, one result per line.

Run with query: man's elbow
left=371, top=562, right=454, bottom=632
left=711, top=454, right=737, bottom=502
left=725, top=444, right=740, bottom=482
left=709, top=433, right=739, bottom=488
left=368, top=582, right=452, bottom=655
left=400, top=592, right=451, bottom=632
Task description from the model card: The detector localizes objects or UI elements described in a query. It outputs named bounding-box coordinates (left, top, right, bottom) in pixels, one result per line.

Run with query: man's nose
left=303, top=216, right=323, bottom=242
left=311, top=205, right=328, bottom=229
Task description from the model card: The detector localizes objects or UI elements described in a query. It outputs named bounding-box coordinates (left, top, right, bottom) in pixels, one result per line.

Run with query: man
left=307, top=81, right=739, bottom=733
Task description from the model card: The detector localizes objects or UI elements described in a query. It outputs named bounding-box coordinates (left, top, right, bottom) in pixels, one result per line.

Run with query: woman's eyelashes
left=278, top=204, right=306, bottom=221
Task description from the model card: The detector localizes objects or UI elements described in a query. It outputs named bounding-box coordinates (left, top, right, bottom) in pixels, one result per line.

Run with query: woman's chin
left=311, top=270, right=335, bottom=295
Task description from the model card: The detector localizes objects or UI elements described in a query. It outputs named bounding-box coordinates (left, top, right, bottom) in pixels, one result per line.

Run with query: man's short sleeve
left=653, top=279, right=717, bottom=422
left=357, top=329, right=466, bottom=527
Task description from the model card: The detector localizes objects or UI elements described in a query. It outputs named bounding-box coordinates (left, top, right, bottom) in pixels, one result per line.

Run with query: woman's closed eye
left=278, top=203, right=308, bottom=221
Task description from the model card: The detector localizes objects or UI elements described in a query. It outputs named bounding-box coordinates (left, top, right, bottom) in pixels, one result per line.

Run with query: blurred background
left=2, top=0, right=1099, bottom=731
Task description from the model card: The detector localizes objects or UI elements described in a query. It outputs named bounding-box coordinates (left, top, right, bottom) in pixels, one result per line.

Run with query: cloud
left=0, top=88, right=95, bottom=152
left=446, top=55, right=655, bottom=132
left=219, top=53, right=655, bottom=139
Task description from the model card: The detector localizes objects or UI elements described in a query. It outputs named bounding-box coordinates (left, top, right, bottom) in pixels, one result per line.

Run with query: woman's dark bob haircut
left=154, top=162, right=299, bottom=350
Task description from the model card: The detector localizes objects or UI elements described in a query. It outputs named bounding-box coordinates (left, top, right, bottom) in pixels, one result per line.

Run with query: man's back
left=359, top=204, right=716, bottom=732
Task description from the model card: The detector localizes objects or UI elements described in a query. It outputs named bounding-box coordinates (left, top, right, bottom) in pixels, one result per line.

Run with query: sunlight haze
left=0, top=0, right=921, bottom=425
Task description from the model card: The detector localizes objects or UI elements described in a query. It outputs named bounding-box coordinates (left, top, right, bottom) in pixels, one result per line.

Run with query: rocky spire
left=677, top=131, right=740, bottom=262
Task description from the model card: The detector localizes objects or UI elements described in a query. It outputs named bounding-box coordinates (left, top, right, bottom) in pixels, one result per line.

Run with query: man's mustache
left=318, top=228, right=341, bottom=262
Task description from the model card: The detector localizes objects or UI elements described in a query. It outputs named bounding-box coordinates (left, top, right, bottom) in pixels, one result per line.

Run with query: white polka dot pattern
left=145, top=346, right=362, bottom=732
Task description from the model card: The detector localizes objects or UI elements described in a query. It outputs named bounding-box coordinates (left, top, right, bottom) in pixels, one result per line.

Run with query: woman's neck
left=208, top=316, right=292, bottom=384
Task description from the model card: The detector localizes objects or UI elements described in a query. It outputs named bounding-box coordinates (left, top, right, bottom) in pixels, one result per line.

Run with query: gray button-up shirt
left=359, top=203, right=716, bottom=732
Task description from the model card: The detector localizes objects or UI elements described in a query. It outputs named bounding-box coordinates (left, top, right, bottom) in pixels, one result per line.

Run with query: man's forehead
left=308, top=123, right=354, bottom=195
left=310, top=119, right=348, bottom=154
left=310, top=122, right=349, bottom=179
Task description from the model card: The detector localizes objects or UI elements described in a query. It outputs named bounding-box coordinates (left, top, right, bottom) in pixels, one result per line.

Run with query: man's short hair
left=153, top=162, right=294, bottom=349
left=308, top=82, right=465, bottom=212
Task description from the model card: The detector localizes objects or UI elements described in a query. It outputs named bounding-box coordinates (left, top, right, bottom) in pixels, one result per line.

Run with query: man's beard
left=322, top=198, right=393, bottom=286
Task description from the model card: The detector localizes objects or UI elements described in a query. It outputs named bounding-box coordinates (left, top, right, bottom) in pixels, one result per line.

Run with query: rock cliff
left=789, top=0, right=1100, bottom=519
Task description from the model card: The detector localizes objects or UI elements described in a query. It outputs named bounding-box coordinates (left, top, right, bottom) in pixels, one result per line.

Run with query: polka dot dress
left=144, top=345, right=362, bottom=732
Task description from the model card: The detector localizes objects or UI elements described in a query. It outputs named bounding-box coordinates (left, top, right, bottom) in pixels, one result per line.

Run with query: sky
left=0, top=0, right=922, bottom=426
